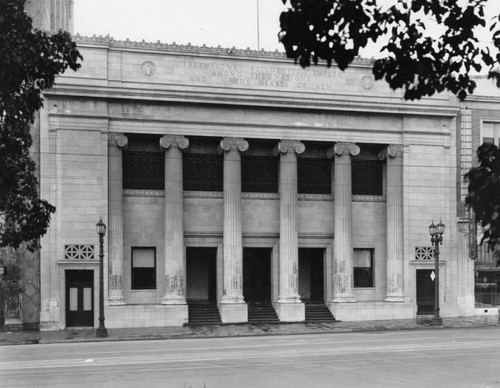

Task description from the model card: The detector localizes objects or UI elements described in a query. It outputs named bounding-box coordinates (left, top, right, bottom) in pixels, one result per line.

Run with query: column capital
left=327, top=143, right=360, bottom=158
left=273, top=140, right=305, bottom=156
left=378, top=144, right=404, bottom=160
left=160, top=135, right=189, bottom=150
left=220, top=137, right=249, bottom=152
left=108, top=133, right=128, bottom=149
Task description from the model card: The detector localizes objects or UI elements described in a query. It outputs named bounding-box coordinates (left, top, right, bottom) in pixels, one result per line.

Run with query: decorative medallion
left=141, top=61, right=156, bottom=77
left=361, top=75, right=374, bottom=90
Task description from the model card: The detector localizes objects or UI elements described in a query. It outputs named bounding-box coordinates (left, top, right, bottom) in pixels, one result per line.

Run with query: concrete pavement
left=1, top=315, right=499, bottom=346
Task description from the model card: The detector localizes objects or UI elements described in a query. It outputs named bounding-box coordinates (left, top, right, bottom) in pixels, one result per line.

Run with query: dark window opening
left=242, top=155, right=278, bottom=193
left=352, top=159, right=384, bottom=196
left=131, top=247, right=156, bottom=290
left=353, top=249, right=374, bottom=288
left=123, top=150, right=164, bottom=190
left=298, top=157, right=331, bottom=194
left=183, top=153, right=223, bottom=191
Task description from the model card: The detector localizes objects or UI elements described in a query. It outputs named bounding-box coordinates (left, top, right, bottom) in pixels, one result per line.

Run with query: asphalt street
left=1, top=327, right=500, bottom=387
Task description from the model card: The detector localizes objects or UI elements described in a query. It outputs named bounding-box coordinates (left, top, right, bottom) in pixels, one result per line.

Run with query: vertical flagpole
left=257, top=0, right=260, bottom=51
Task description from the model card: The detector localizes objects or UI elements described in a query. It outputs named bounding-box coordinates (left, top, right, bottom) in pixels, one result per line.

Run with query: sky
left=74, top=0, right=287, bottom=52
left=74, top=0, right=500, bottom=58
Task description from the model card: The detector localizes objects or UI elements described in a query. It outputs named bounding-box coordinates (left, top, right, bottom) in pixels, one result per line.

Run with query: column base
left=220, top=295, right=245, bottom=304
left=331, top=295, right=356, bottom=303
left=161, top=295, right=187, bottom=305
left=109, top=296, right=126, bottom=306
left=274, top=301, right=304, bottom=322
left=384, top=295, right=404, bottom=302
left=219, top=302, right=247, bottom=323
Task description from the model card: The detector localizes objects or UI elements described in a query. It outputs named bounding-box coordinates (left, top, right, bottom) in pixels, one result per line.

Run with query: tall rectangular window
left=353, top=249, right=374, bottom=288
left=183, top=139, right=223, bottom=192
left=131, top=247, right=156, bottom=290
left=183, top=153, right=223, bottom=191
left=123, top=135, right=164, bottom=190
left=352, top=145, right=384, bottom=196
left=242, top=155, right=279, bottom=193
left=482, top=122, right=500, bottom=146
left=298, top=157, right=331, bottom=194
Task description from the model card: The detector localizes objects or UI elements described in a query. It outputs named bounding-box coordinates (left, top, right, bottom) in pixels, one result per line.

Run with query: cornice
left=73, top=34, right=375, bottom=66
left=45, top=84, right=460, bottom=118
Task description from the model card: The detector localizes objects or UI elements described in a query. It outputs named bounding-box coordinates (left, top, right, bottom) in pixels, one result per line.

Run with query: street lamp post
left=96, top=218, right=108, bottom=338
left=428, top=220, right=445, bottom=326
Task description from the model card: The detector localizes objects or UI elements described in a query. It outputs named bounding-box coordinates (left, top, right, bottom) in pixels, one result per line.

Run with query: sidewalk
left=1, top=315, right=499, bottom=346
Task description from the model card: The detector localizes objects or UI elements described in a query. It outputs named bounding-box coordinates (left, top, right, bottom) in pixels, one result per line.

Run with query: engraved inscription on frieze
left=182, top=58, right=348, bottom=91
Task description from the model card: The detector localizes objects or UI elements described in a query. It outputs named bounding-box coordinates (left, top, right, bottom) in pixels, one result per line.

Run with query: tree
left=279, top=0, right=500, bottom=101
left=0, top=247, right=23, bottom=328
left=0, top=0, right=82, bottom=251
left=279, top=0, right=500, bottom=245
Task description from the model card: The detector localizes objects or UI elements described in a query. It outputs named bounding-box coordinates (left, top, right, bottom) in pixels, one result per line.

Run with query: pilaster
left=379, top=144, right=405, bottom=302
left=108, top=133, right=127, bottom=305
left=274, top=140, right=305, bottom=322
left=329, top=142, right=359, bottom=303
left=160, top=135, right=189, bottom=305
left=219, top=138, right=248, bottom=323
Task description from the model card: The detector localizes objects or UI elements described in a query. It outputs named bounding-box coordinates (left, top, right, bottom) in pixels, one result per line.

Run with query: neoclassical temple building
left=34, top=31, right=477, bottom=329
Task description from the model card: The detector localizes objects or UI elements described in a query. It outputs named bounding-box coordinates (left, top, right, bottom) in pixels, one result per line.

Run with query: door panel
left=66, top=270, right=94, bottom=327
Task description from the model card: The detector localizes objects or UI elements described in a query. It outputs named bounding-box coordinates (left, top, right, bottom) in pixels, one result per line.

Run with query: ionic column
left=329, top=142, right=359, bottom=303
left=160, top=135, right=189, bottom=304
left=275, top=140, right=305, bottom=304
left=108, top=133, right=128, bottom=305
left=220, top=138, right=248, bottom=305
left=379, top=144, right=404, bottom=301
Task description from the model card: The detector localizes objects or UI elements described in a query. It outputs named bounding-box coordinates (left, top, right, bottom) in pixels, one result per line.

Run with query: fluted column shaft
left=329, top=143, right=359, bottom=303
left=275, top=141, right=305, bottom=303
left=108, top=133, right=127, bottom=305
left=220, top=138, right=248, bottom=304
left=160, top=136, right=189, bottom=304
left=379, top=145, right=404, bottom=301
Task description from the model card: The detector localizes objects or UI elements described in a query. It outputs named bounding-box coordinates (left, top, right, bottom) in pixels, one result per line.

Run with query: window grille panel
left=352, top=159, right=383, bottom=195
left=415, top=247, right=434, bottom=260
left=242, top=155, right=279, bottom=193
left=123, top=150, right=164, bottom=190
left=183, top=153, right=223, bottom=192
left=64, top=245, right=95, bottom=260
left=298, top=157, right=331, bottom=194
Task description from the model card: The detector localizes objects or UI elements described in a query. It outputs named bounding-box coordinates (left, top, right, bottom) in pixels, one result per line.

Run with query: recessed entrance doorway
left=416, top=269, right=435, bottom=315
left=65, top=270, right=94, bottom=327
left=299, top=248, right=325, bottom=302
left=186, top=247, right=217, bottom=303
left=243, top=248, right=272, bottom=303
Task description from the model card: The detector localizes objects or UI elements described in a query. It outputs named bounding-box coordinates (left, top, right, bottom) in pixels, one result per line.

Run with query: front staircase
left=247, top=302, right=280, bottom=324
left=187, top=303, right=222, bottom=325
left=304, top=303, right=336, bottom=323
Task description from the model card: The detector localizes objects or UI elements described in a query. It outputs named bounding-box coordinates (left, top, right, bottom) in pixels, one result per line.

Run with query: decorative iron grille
left=242, top=155, right=279, bottom=193
left=64, top=245, right=95, bottom=260
left=123, top=150, right=164, bottom=190
left=415, top=247, right=434, bottom=260
left=183, top=153, right=223, bottom=191
left=298, top=157, right=331, bottom=194
left=352, top=159, right=383, bottom=195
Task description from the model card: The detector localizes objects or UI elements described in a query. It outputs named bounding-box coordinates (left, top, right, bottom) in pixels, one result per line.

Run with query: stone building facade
left=34, top=32, right=478, bottom=330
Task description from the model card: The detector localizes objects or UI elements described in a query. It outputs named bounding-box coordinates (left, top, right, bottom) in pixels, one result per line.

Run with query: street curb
left=1, top=320, right=499, bottom=346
